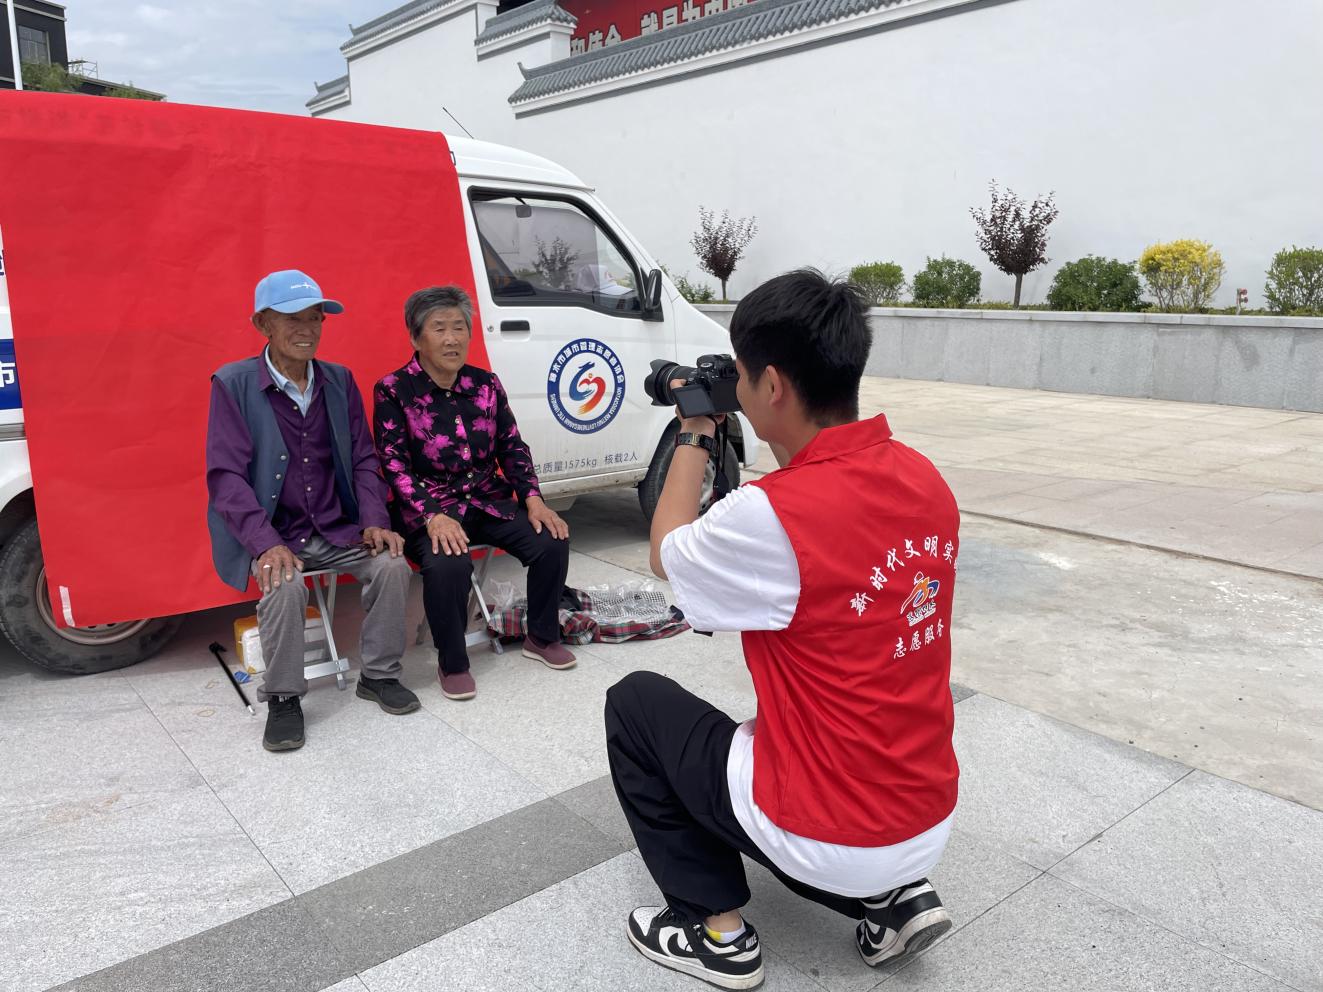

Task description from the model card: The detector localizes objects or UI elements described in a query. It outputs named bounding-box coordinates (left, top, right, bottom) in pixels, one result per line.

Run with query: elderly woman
left=373, top=285, right=574, bottom=700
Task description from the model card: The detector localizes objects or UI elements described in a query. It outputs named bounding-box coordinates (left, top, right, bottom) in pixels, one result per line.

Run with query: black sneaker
left=263, top=696, right=305, bottom=752
left=626, top=906, right=764, bottom=990
left=857, top=879, right=952, bottom=966
left=356, top=675, right=421, bottom=714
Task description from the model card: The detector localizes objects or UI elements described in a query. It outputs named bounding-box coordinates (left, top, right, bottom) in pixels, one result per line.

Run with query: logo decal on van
left=547, top=338, right=625, bottom=434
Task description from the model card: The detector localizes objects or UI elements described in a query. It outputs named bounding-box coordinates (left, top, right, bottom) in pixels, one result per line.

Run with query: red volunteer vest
left=743, top=415, right=960, bottom=847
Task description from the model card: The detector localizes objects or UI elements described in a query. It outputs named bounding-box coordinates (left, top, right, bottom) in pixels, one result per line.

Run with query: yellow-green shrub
left=1138, top=239, right=1225, bottom=312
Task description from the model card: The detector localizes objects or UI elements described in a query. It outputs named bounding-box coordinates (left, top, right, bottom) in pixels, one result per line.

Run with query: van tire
left=0, top=516, right=182, bottom=675
left=638, top=422, right=741, bottom=522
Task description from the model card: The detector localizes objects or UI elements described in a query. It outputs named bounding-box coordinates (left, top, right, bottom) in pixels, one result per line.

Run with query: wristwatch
left=674, top=432, right=716, bottom=454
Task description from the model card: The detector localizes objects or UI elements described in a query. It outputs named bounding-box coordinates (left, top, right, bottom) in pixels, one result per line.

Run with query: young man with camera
left=605, top=270, right=960, bottom=990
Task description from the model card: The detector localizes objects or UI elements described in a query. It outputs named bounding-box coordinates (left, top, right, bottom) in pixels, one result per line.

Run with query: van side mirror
left=643, top=268, right=664, bottom=315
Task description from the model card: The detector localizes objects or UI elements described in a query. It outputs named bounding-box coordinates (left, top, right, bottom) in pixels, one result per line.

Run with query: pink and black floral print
left=373, top=357, right=541, bottom=534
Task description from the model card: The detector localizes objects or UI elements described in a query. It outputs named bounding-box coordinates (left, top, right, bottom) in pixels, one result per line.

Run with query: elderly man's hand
left=362, top=526, right=404, bottom=558
left=256, top=544, right=303, bottom=594
left=526, top=495, right=569, bottom=540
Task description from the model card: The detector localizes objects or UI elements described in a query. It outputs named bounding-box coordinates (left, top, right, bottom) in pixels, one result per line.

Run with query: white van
left=0, top=101, right=757, bottom=675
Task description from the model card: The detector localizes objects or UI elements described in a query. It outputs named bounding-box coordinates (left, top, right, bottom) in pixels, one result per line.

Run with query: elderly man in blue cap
left=206, top=269, right=418, bottom=752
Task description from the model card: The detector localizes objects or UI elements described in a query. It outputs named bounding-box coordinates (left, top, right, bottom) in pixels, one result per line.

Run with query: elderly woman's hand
left=525, top=496, right=569, bottom=540
left=426, top=513, right=470, bottom=556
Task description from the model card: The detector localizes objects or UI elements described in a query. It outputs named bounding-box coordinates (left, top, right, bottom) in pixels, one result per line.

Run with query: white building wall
left=318, top=0, right=1323, bottom=306
left=321, top=2, right=512, bottom=135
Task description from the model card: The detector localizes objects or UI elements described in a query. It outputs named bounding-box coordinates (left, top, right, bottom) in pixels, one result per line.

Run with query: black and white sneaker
left=627, top=906, right=764, bottom=990
left=857, top=879, right=952, bottom=966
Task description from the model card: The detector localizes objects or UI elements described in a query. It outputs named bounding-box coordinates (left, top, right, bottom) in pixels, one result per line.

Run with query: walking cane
left=209, top=641, right=256, bottom=716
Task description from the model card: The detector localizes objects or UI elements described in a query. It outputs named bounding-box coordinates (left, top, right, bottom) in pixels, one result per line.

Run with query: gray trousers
left=254, top=535, right=411, bottom=702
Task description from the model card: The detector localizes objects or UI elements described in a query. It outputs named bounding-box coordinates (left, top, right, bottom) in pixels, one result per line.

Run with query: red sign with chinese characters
left=560, top=0, right=757, bottom=55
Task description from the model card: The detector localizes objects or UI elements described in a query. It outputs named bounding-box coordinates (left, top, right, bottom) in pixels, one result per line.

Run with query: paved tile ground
left=2, top=379, right=1320, bottom=992
left=754, top=378, right=1323, bottom=578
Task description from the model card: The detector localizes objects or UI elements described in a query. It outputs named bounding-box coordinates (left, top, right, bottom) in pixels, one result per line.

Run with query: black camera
left=643, top=354, right=741, bottom=419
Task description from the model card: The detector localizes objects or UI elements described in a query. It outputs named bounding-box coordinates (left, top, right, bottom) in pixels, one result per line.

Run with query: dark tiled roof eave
left=344, top=0, right=458, bottom=51
left=475, top=0, right=577, bottom=46
left=510, top=0, right=903, bottom=102
left=307, top=75, right=350, bottom=107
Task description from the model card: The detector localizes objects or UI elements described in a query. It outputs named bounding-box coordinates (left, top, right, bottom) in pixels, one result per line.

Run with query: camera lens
left=644, top=359, right=693, bottom=407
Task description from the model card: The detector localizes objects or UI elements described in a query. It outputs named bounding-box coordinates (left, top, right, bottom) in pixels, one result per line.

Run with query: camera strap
left=711, top=418, right=732, bottom=503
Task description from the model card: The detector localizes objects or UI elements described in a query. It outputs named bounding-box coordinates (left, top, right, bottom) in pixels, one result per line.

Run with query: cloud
left=62, top=0, right=386, bottom=113
left=134, top=4, right=171, bottom=26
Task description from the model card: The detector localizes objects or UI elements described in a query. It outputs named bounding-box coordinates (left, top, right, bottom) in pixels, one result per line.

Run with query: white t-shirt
left=661, top=484, right=952, bottom=897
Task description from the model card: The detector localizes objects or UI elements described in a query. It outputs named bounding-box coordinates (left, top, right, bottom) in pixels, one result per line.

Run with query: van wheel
left=638, top=422, right=741, bottom=522
left=0, top=516, right=182, bottom=675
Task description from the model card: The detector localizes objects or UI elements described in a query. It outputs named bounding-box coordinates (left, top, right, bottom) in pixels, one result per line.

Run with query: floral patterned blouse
left=373, top=357, right=541, bottom=534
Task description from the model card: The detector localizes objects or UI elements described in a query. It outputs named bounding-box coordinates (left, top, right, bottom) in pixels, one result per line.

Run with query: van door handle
left=500, top=320, right=530, bottom=332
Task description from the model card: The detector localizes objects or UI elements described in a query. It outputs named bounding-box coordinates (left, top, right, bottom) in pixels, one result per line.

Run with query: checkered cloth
left=487, top=585, right=691, bottom=645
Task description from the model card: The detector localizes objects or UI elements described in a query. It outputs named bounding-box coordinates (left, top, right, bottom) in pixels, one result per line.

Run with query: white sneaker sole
left=858, top=907, right=952, bottom=966
left=521, top=646, right=576, bottom=670
left=627, top=927, right=765, bottom=990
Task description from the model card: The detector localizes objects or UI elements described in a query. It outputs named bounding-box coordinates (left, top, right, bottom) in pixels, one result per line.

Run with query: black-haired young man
left=605, top=270, right=960, bottom=989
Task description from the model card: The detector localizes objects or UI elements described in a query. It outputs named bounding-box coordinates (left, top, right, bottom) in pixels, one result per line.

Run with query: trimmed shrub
left=849, top=262, right=906, bottom=306
left=661, top=265, right=716, bottom=304
left=1138, top=239, right=1224, bottom=312
left=1046, top=256, right=1144, bottom=312
left=911, top=256, right=981, bottom=308
left=1264, top=246, right=1323, bottom=315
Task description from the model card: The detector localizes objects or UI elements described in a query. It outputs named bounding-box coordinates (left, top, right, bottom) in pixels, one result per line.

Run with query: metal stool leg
left=304, top=571, right=351, bottom=689
left=468, top=550, right=502, bottom=655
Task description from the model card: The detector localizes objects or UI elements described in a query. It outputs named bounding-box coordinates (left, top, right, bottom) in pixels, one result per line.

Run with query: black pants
left=405, top=508, right=570, bottom=674
left=604, top=670, right=865, bottom=924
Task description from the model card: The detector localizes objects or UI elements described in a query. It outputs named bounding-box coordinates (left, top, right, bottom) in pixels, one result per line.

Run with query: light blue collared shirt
left=263, top=347, right=315, bottom=416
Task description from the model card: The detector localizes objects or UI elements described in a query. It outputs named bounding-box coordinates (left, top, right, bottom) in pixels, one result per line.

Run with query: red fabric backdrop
left=0, top=91, right=488, bottom=625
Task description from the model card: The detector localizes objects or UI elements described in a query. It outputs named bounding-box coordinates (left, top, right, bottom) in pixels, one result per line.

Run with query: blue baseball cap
left=253, top=269, right=344, bottom=316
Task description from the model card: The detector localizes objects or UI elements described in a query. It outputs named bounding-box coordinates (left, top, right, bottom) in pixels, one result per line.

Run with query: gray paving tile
left=1054, top=771, right=1323, bottom=992
left=951, top=694, right=1190, bottom=868
left=746, top=828, right=1041, bottom=992
left=0, top=684, right=203, bottom=842
left=554, top=773, right=635, bottom=849
left=53, top=899, right=349, bottom=992
left=301, top=798, right=627, bottom=973
left=420, top=648, right=649, bottom=795
left=951, top=518, right=1323, bottom=812
left=425, top=629, right=752, bottom=797
left=949, top=682, right=977, bottom=703
left=4, top=788, right=290, bottom=992
left=130, top=652, right=547, bottom=893
left=878, top=873, right=1291, bottom=992
left=358, top=853, right=827, bottom=992
left=319, top=981, right=370, bottom=992
left=0, top=643, right=135, bottom=697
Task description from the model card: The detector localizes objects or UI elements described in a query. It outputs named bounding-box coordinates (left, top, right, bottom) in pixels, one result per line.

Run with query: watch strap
left=674, top=432, right=716, bottom=454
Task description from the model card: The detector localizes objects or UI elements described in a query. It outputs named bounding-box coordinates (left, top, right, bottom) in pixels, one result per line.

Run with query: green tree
left=105, top=83, right=159, bottom=101
left=20, top=61, right=79, bottom=93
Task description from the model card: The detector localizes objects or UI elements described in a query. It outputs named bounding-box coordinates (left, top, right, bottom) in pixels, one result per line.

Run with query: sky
left=63, top=1, right=393, bottom=114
